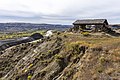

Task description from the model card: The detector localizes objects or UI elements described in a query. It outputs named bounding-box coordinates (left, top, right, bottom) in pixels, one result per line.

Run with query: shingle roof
left=73, top=19, right=108, bottom=25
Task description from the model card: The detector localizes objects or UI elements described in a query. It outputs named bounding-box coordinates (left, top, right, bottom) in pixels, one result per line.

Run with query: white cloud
left=0, top=0, right=120, bottom=24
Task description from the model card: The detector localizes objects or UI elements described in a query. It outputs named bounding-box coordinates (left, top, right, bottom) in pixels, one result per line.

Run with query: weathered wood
left=72, top=19, right=109, bottom=32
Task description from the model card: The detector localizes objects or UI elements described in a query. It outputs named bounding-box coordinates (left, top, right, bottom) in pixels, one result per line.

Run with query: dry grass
left=61, top=32, right=120, bottom=80
left=1, top=32, right=120, bottom=80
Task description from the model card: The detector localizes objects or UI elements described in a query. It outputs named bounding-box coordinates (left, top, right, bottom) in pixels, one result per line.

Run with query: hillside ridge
left=0, top=32, right=120, bottom=80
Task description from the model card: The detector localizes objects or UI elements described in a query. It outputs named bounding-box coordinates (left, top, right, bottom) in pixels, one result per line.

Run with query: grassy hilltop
left=0, top=31, right=120, bottom=80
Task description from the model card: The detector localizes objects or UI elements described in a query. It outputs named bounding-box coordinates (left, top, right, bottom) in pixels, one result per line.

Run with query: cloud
left=0, top=0, right=120, bottom=24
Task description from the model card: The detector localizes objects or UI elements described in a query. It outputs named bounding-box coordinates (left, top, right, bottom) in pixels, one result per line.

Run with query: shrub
left=106, top=68, right=115, bottom=75
left=81, top=32, right=90, bottom=36
left=97, top=67, right=104, bottom=73
left=55, top=54, right=63, bottom=60
left=63, top=35, right=67, bottom=38
left=28, top=64, right=33, bottom=68
left=99, top=56, right=106, bottom=64
left=27, top=75, right=32, bottom=80
left=57, top=32, right=61, bottom=35
left=66, top=41, right=90, bottom=52
left=48, top=50, right=52, bottom=54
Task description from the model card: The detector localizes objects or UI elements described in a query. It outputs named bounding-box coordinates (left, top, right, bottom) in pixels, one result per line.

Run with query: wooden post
left=73, top=25, right=79, bottom=32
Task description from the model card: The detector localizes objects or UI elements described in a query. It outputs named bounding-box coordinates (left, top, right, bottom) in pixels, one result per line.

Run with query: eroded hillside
left=0, top=32, right=120, bottom=80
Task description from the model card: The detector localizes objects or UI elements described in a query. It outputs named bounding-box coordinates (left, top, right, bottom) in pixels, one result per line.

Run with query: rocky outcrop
left=0, top=33, right=43, bottom=51
left=0, top=34, right=120, bottom=80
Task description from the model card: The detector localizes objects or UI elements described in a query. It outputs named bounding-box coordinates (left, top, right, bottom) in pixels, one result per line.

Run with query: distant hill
left=1, top=23, right=120, bottom=32
left=0, top=23, right=72, bottom=32
left=110, top=24, right=120, bottom=30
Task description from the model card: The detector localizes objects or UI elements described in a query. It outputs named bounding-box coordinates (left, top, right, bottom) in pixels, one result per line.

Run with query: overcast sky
left=0, top=0, right=120, bottom=24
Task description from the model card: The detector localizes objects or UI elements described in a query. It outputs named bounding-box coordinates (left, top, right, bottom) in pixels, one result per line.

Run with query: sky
left=0, top=0, right=120, bottom=24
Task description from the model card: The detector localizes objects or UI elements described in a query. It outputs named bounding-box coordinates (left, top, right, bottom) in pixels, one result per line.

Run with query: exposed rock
left=0, top=33, right=120, bottom=80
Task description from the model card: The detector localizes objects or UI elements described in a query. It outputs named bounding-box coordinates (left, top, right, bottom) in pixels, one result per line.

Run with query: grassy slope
left=0, top=32, right=120, bottom=80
